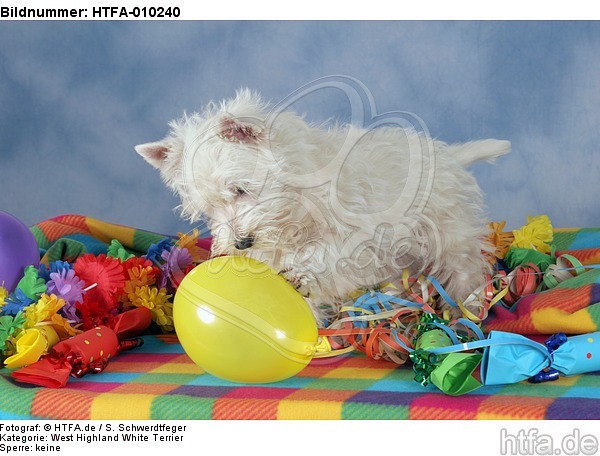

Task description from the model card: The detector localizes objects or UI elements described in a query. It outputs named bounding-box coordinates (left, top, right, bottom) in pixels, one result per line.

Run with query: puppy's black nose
left=234, top=236, right=254, bottom=250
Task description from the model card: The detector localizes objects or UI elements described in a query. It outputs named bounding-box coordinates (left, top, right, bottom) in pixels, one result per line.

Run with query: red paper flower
left=73, top=254, right=126, bottom=305
left=76, top=291, right=118, bottom=331
left=122, top=257, right=161, bottom=283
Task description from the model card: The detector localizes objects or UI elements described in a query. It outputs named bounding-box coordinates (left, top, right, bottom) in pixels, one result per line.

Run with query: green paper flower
left=16, top=266, right=47, bottom=301
left=0, top=312, right=26, bottom=352
left=107, top=239, right=136, bottom=261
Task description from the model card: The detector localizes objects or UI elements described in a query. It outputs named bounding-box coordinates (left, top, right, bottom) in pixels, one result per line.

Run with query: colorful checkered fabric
left=554, top=227, right=600, bottom=265
left=31, top=214, right=175, bottom=263
left=2, top=334, right=600, bottom=420
left=486, top=227, right=600, bottom=336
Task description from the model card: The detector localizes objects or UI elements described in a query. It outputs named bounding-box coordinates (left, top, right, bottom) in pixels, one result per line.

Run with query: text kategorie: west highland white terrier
left=136, top=89, right=510, bottom=326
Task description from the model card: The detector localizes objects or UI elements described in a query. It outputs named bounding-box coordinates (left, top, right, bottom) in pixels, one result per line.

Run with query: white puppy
left=136, top=89, right=509, bottom=326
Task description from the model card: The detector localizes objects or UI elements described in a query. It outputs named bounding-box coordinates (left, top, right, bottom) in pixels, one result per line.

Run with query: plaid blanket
left=2, top=334, right=599, bottom=420
left=1, top=215, right=599, bottom=420
left=485, top=228, right=600, bottom=336
left=31, top=214, right=181, bottom=262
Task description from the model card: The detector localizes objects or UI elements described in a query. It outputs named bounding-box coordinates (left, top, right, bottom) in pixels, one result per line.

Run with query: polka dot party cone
left=11, top=307, right=151, bottom=388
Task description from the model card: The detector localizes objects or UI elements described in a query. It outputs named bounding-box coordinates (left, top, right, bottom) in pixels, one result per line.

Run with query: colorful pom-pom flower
left=161, top=246, right=193, bottom=288
left=21, top=293, right=79, bottom=339
left=16, top=266, right=47, bottom=301
left=122, top=264, right=160, bottom=301
left=128, top=286, right=174, bottom=332
left=38, top=260, right=73, bottom=282
left=177, top=229, right=210, bottom=263
left=107, top=239, right=136, bottom=261
left=512, top=215, right=554, bottom=254
left=1, top=289, right=35, bottom=316
left=0, top=312, right=26, bottom=353
left=46, top=268, right=86, bottom=305
left=73, top=254, right=126, bottom=307
left=145, top=238, right=174, bottom=265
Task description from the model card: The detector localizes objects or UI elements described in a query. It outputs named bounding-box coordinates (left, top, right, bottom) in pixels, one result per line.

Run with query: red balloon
left=0, top=211, right=39, bottom=292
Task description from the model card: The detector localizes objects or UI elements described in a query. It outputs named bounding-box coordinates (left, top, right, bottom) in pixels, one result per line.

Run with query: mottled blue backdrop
left=1, top=21, right=599, bottom=236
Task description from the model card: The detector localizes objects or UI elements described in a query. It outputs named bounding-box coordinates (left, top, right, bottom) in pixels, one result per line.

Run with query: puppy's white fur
left=136, top=89, right=510, bottom=326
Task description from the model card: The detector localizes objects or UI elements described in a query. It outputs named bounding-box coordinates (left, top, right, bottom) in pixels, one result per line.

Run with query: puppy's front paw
left=279, top=267, right=315, bottom=298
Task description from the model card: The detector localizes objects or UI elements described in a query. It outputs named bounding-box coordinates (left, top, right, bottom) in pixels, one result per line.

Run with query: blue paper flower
left=38, top=260, right=73, bottom=282
left=145, top=238, right=174, bottom=264
left=1, top=289, right=35, bottom=316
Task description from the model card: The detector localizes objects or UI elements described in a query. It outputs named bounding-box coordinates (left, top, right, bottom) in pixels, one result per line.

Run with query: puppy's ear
left=135, top=141, right=171, bottom=169
left=218, top=117, right=264, bottom=144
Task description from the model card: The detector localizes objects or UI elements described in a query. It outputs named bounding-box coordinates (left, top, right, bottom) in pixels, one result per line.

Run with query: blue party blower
left=481, top=331, right=600, bottom=385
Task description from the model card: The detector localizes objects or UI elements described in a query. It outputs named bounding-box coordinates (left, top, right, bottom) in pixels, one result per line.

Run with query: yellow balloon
left=4, top=326, right=60, bottom=370
left=174, top=256, right=318, bottom=383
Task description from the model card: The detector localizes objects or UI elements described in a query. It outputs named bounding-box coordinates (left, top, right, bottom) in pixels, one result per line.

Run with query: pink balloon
left=0, top=211, right=39, bottom=292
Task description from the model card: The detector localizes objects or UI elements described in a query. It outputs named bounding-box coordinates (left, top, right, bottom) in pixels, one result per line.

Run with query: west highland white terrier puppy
left=136, top=89, right=510, bottom=326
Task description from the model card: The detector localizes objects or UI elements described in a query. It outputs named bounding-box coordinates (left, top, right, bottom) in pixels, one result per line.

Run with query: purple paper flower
left=47, top=269, right=86, bottom=324
left=47, top=269, right=86, bottom=305
left=61, top=301, right=81, bottom=324
left=161, top=247, right=193, bottom=288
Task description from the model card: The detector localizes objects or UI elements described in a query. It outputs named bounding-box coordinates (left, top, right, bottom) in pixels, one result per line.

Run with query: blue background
left=1, top=21, right=599, bottom=236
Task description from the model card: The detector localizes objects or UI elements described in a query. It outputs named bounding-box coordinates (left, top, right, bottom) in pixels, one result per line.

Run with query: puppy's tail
left=446, top=139, right=511, bottom=167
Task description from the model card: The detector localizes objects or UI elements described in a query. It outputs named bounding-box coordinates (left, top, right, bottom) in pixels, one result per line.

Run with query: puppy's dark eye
left=234, top=186, right=246, bottom=196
